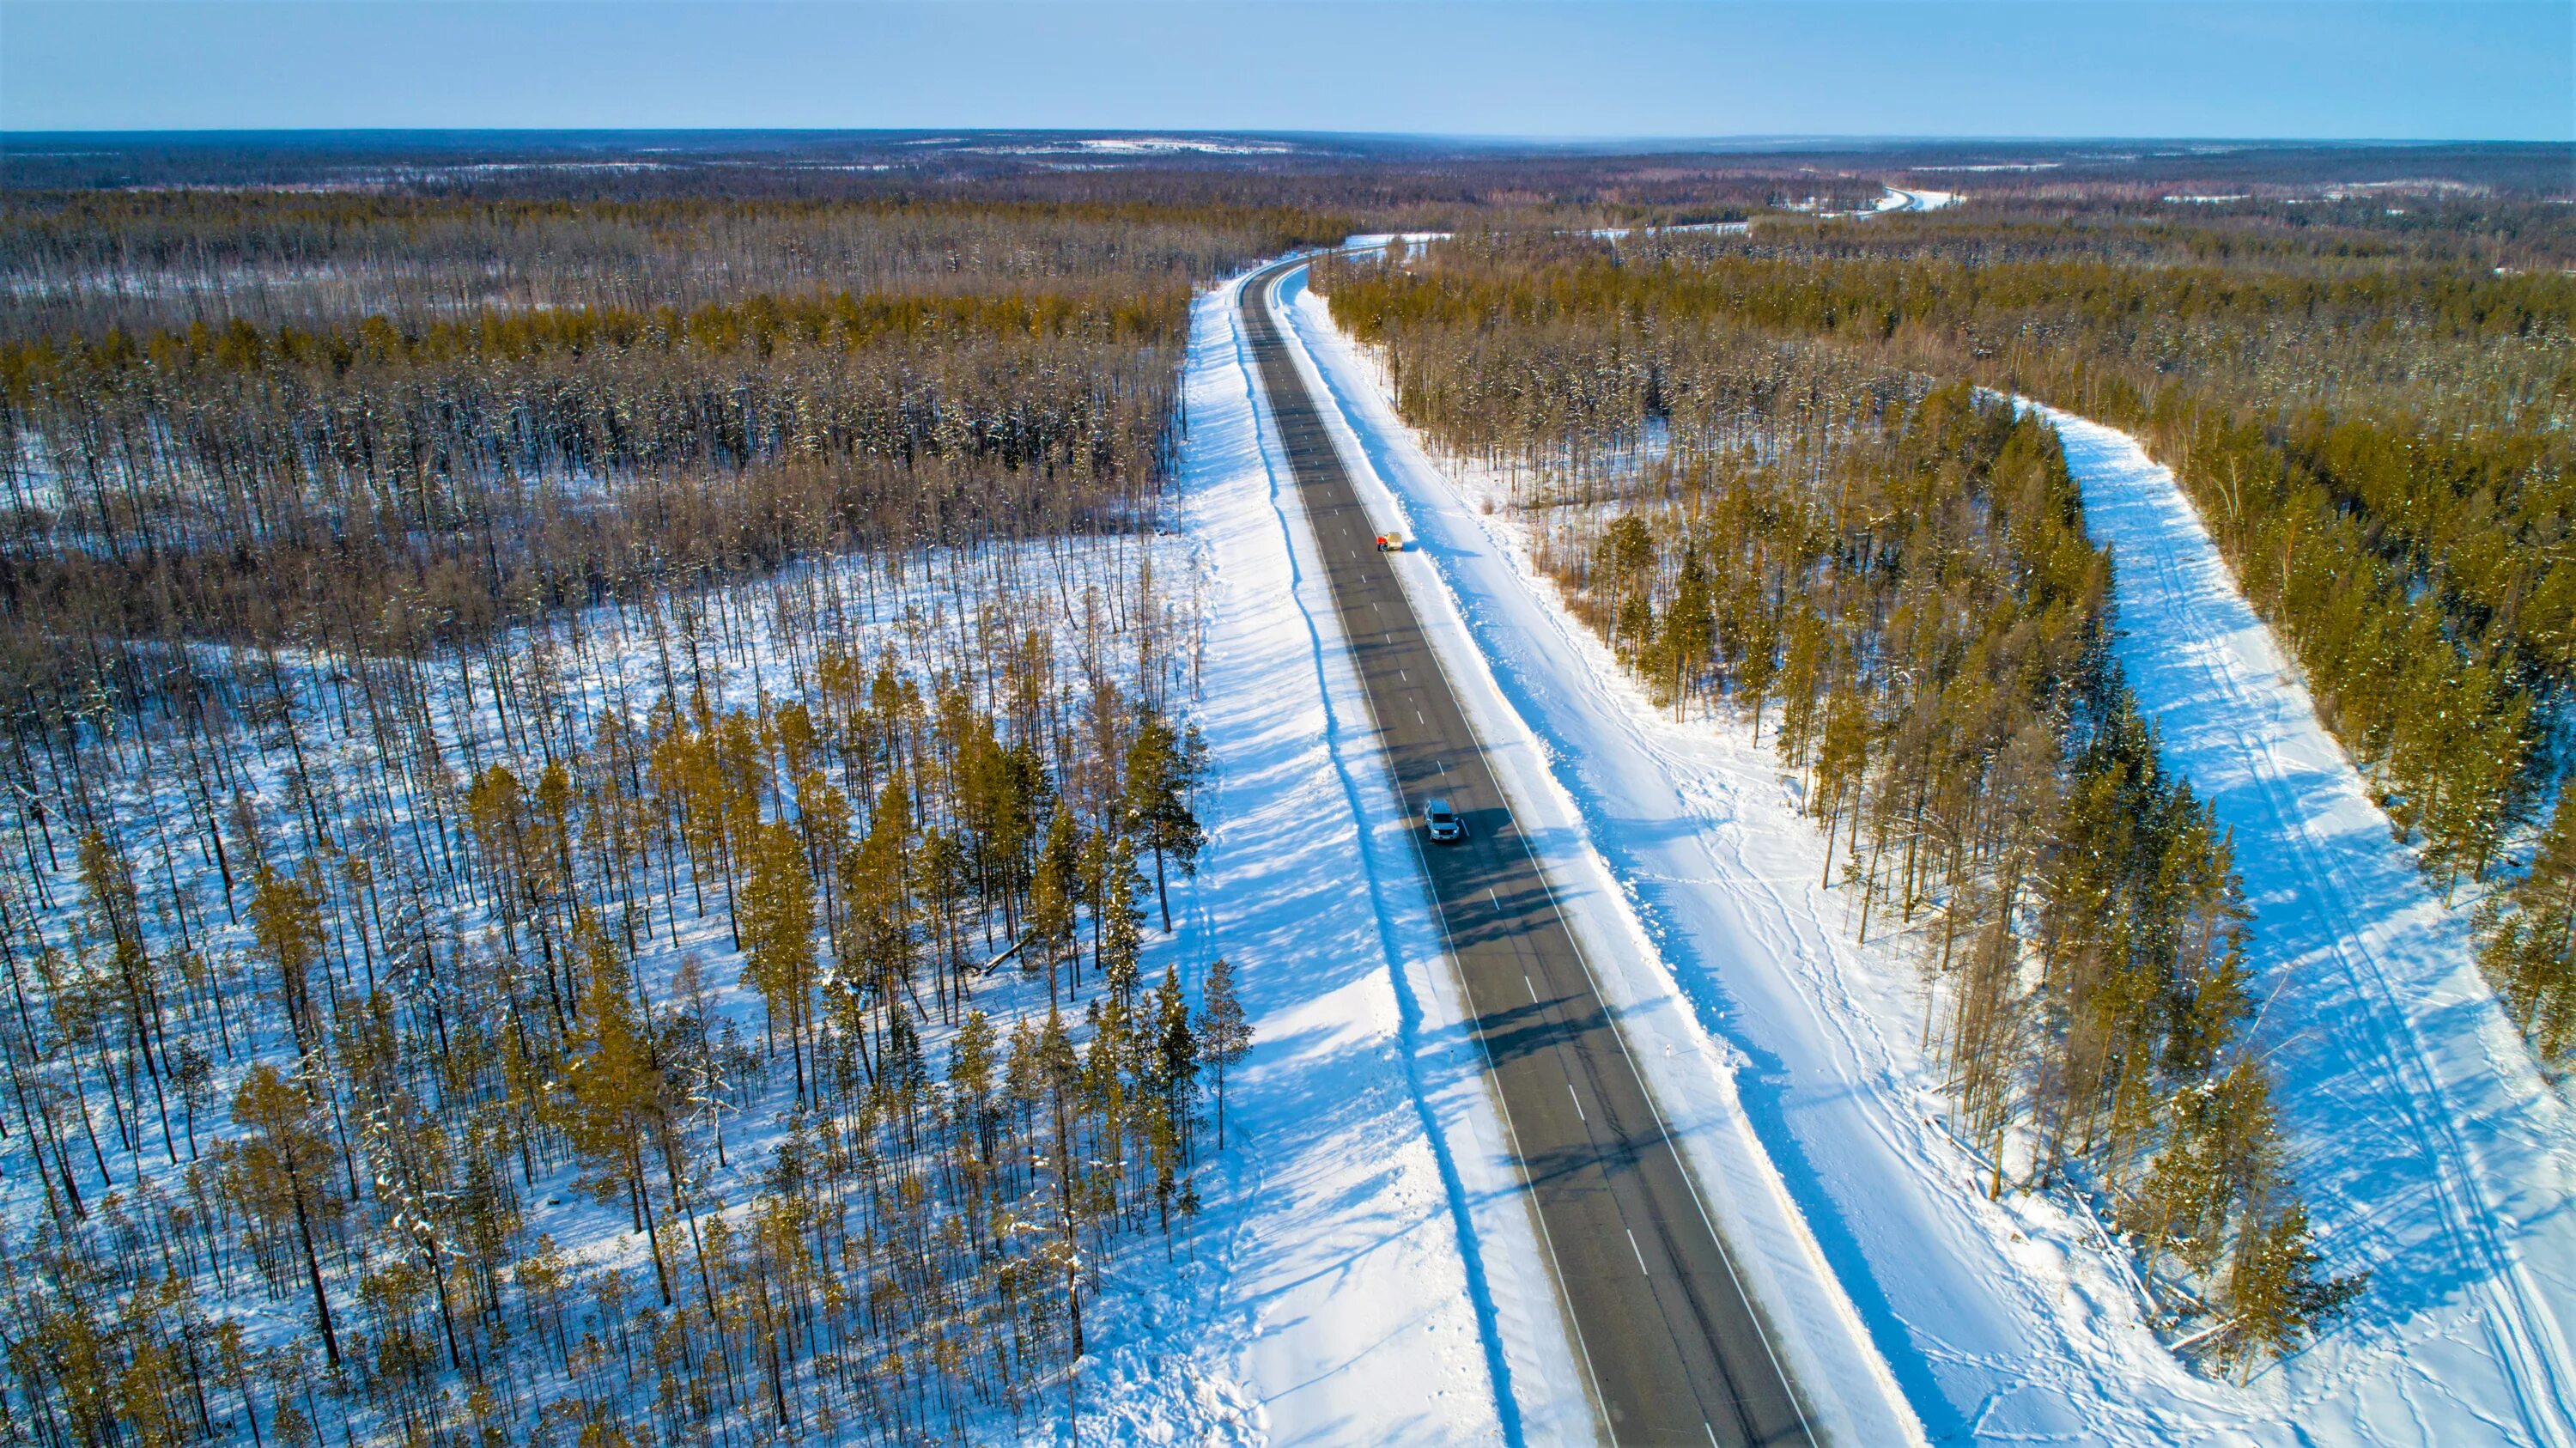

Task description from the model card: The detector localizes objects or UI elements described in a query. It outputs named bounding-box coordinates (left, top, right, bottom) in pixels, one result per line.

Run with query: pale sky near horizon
left=2, top=2, right=2568, bottom=142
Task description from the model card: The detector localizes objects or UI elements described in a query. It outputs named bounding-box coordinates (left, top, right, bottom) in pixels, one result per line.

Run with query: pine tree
left=229, top=1064, right=343, bottom=1367
left=1814, top=682, right=1871, bottom=890
left=246, top=862, right=325, bottom=1056
left=2123, top=1058, right=2274, bottom=1281
left=1032, top=1007, right=1086, bottom=1370
left=1029, top=811, right=1081, bottom=1007
left=739, top=819, right=817, bottom=1100
left=1097, top=837, right=1146, bottom=1009
left=1774, top=608, right=1830, bottom=766
left=841, top=773, right=918, bottom=1055
left=1196, top=957, right=1250, bottom=1149
left=1123, top=707, right=1206, bottom=932
left=1599, top=514, right=1659, bottom=662
left=1735, top=590, right=1783, bottom=741
left=2478, top=787, right=2576, bottom=1064
left=1663, top=546, right=1716, bottom=719
left=950, top=1009, right=1001, bottom=1166
left=2206, top=1199, right=2366, bottom=1380
left=1147, top=966, right=1199, bottom=1232
left=563, top=922, right=676, bottom=1305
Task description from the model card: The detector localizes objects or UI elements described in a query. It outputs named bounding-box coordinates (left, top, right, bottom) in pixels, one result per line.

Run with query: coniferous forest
left=0, top=179, right=1324, bottom=1445
left=0, top=133, right=2568, bottom=1441
left=1310, top=189, right=2571, bottom=1370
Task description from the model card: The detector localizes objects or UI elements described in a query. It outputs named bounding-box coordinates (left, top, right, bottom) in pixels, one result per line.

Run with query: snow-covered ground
left=1340, top=232, right=1451, bottom=253
left=2034, top=405, right=2576, bottom=1445
left=1285, top=265, right=2576, bottom=1444
left=1778, top=187, right=1959, bottom=219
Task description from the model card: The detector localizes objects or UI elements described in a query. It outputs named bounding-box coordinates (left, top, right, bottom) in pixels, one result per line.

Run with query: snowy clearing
left=2032, top=404, right=2576, bottom=1446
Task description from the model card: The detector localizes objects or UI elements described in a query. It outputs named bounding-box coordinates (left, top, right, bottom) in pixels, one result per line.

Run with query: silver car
left=1423, top=799, right=1466, bottom=843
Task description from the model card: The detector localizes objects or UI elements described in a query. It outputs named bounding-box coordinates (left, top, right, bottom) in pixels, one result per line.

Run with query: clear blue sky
left=3, top=2, right=2568, bottom=141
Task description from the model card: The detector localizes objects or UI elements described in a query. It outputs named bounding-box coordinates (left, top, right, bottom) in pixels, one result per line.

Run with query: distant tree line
left=0, top=198, right=1332, bottom=765
left=0, top=193, right=1351, bottom=344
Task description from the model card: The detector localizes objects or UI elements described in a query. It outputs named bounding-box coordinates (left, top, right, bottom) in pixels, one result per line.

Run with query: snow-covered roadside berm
left=1127, top=266, right=1595, bottom=1444
left=1285, top=262, right=2576, bottom=1444
left=2033, top=405, right=2576, bottom=1445
left=1266, top=273, right=1925, bottom=1445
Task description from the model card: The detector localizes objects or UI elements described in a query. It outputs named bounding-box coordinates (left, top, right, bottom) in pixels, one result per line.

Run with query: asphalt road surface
left=1239, top=259, right=1817, bottom=1447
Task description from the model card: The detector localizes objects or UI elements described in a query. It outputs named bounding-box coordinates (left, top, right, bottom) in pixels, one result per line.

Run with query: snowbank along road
left=1240, top=256, right=1814, bottom=1447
